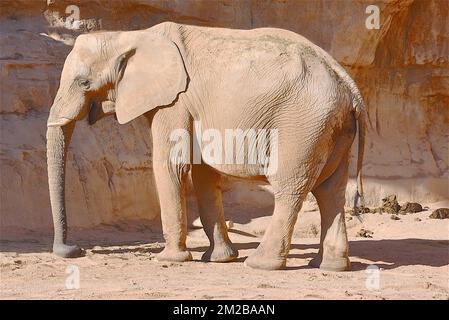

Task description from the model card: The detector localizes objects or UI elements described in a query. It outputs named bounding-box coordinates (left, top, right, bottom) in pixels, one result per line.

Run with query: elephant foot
left=156, top=248, right=192, bottom=262
left=308, top=255, right=322, bottom=268
left=201, top=243, right=238, bottom=263
left=53, top=243, right=85, bottom=258
left=309, top=255, right=351, bottom=271
left=244, top=250, right=286, bottom=270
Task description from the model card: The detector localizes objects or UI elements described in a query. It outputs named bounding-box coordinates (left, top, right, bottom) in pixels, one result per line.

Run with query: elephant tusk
left=47, top=117, right=73, bottom=127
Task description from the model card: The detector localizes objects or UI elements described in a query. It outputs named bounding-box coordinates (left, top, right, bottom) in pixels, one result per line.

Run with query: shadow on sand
left=2, top=229, right=447, bottom=271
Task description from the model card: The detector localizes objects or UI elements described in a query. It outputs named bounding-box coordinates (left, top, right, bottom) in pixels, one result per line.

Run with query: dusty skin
left=1, top=201, right=448, bottom=300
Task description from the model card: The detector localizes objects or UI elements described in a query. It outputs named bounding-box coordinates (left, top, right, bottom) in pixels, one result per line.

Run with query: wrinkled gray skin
left=47, top=22, right=365, bottom=270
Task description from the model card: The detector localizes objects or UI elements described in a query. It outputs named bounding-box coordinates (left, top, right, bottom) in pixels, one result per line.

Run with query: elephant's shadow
left=1, top=230, right=447, bottom=271
left=189, top=238, right=449, bottom=271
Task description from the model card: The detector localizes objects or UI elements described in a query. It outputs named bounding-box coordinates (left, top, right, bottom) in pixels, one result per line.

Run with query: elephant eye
left=77, top=78, right=91, bottom=89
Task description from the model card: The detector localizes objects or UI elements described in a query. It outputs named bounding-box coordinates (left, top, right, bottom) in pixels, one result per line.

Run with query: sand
left=1, top=201, right=448, bottom=300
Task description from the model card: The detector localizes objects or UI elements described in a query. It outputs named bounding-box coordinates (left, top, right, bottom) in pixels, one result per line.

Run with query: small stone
left=414, top=217, right=422, bottom=222
left=347, top=216, right=353, bottom=221
left=381, top=195, right=401, bottom=214
left=400, top=202, right=423, bottom=214
left=390, top=215, right=400, bottom=220
left=361, top=206, right=371, bottom=214
left=429, top=208, right=449, bottom=219
left=356, top=228, right=373, bottom=238
left=352, top=206, right=370, bottom=215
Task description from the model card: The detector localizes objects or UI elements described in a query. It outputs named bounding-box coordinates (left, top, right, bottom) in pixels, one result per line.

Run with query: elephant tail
left=353, top=96, right=366, bottom=214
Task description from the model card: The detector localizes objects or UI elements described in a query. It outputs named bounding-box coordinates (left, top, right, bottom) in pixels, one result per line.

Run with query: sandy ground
left=1, top=201, right=448, bottom=300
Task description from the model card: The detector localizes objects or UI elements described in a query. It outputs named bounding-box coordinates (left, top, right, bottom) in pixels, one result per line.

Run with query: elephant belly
left=192, top=119, right=281, bottom=181
left=178, top=94, right=285, bottom=179
left=204, top=163, right=269, bottom=182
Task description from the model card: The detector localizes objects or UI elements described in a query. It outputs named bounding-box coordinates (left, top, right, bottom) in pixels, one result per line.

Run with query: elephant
left=46, top=21, right=365, bottom=271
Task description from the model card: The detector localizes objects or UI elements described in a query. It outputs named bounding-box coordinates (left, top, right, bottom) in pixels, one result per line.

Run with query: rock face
left=1, top=0, right=448, bottom=230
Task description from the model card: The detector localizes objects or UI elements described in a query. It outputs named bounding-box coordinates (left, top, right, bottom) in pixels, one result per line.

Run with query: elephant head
left=46, top=29, right=188, bottom=257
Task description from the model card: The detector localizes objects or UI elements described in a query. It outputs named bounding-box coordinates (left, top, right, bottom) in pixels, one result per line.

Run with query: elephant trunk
left=46, top=123, right=83, bottom=257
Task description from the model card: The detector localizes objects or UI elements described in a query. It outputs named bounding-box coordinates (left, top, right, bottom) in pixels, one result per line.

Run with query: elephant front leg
left=192, top=165, right=238, bottom=262
left=154, top=160, right=192, bottom=263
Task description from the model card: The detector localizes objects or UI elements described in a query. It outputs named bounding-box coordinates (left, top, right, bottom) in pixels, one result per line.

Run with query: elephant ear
left=115, top=33, right=188, bottom=124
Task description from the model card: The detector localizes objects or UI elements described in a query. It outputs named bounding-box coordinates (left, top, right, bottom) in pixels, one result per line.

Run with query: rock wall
left=1, top=0, right=447, bottom=231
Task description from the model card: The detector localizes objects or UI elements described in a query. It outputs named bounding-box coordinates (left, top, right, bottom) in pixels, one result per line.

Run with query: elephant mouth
left=88, top=100, right=116, bottom=125
left=101, top=100, right=116, bottom=113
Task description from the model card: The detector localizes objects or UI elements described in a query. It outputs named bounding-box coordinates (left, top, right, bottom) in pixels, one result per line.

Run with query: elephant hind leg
left=244, top=147, right=323, bottom=270
left=244, top=193, right=302, bottom=270
left=309, top=154, right=351, bottom=271
left=192, top=164, right=238, bottom=262
left=245, top=167, right=312, bottom=270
